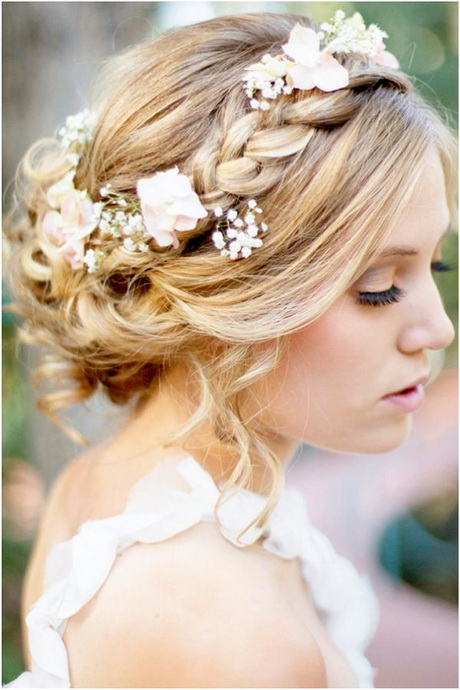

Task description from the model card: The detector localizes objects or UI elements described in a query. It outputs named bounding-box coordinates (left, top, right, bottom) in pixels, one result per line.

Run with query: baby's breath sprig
left=212, top=200, right=268, bottom=260
left=242, top=11, right=398, bottom=110
left=83, top=184, right=154, bottom=270
left=58, top=109, right=96, bottom=167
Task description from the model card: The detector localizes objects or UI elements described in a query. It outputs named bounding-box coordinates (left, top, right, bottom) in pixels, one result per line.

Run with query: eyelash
left=357, top=261, right=454, bottom=307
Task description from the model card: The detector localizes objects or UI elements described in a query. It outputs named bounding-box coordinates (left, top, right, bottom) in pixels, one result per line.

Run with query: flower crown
left=243, top=11, right=399, bottom=109
left=42, top=111, right=268, bottom=272
left=42, top=11, right=398, bottom=273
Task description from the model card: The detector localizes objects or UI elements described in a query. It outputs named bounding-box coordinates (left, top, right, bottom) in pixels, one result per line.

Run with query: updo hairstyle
left=6, top=13, right=455, bottom=526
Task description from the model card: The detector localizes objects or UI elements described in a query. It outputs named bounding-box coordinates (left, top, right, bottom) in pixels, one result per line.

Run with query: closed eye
left=357, top=285, right=405, bottom=307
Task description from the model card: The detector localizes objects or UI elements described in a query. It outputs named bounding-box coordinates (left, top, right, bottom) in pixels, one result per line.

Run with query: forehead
left=382, top=149, right=450, bottom=251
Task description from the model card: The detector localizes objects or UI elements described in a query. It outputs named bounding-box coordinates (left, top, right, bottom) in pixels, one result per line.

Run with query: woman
left=5, top=11, right=455, bottom=688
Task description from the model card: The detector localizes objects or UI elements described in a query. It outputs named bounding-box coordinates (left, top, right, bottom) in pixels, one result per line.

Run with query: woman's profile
left=4, top=10, right=455, bottom=688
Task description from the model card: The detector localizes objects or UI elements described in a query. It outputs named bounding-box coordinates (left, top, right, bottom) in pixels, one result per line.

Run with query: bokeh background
left=2, top=2, right=458, bottom=686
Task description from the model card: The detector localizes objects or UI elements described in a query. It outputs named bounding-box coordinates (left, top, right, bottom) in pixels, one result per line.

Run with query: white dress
left=7, top=455, right=380, bottom=688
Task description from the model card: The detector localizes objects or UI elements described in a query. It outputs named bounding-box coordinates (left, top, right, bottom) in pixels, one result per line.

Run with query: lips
left=382, top=372, right=431, bottom=413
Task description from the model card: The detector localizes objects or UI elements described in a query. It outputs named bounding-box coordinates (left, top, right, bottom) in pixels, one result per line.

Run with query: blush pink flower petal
left=137, top=168, right=208, bottom=248
left=372, top=42, right=399, bottom=68
left=57, top=238, right=86, bottom=269
left=310, top=53, right=349, bottom=92
left=43, top=211, right=65, bottom=242
left=283, top=22, right=349, bottom=93
left=43, top=191, right=98, bottom=268
left=283, top=25, right=321, bottom=66
left=286, top=53, right=349, bottom=92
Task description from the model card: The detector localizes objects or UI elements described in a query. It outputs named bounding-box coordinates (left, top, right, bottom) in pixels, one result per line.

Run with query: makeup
left=383, top=383, right=425, bottom=413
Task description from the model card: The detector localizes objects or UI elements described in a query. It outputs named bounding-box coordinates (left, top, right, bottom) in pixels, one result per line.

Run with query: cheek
left=288, top=306, right=359, bottom=381
left=286, top=301, right=391, bottom=406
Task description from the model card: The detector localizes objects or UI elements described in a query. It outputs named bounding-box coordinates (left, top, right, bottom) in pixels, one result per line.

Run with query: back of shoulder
left=64, top=521, right=327, bottom=688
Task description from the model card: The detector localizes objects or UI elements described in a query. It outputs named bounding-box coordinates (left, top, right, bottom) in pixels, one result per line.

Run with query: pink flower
left=371, top=41, right=399, bottom=69
left=43, top=190, right=98, bottom=269
left=137, top=167, right=208, bottom=248
left=282, top=24, right=349, bottom=93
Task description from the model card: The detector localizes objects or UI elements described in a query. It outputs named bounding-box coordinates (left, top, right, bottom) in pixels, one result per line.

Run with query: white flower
left=59, top=109, right=96, bottom=150
left=243, top=54, right=288, bottom=85
left=92, top=202, right=103, bottom=218
left=244, top=212, right=255, bottom=225
left=212, top=230, right=226, bottom=250
left=227, top=209, right=238, bottom=222
left=213, top=207, right=223, bottom=217
left=67, top=152, right=80, bottom=167
left=46, top=171, right=76, bottom=209
left=137, top=167, right=208, bottom=248
left=83, top=248, right=105, bottom=273
left=123, top=238, right=136, bottom=251
left=247, top=200, right=257, bottom=209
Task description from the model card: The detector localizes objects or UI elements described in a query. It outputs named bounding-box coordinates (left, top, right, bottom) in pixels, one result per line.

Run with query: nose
left=397, top=281, right=455, bottom=354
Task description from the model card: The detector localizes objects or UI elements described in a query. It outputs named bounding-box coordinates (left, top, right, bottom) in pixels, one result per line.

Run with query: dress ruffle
left=7, top=456, right=379, bottom=688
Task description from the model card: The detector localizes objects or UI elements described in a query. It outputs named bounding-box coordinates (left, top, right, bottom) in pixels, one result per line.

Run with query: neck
left=105, top=364, right=299, bottom=494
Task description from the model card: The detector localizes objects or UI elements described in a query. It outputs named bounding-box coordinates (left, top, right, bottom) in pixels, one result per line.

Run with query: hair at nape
left=6, top=12, right=455, bottom=532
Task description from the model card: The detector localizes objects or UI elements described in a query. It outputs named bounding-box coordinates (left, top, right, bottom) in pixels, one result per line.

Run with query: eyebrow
left=376, top=224, right=452, bottom=259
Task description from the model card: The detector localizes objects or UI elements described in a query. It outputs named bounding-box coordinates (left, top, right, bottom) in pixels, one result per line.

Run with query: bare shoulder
left=21, top=449, right=101, bottom=663
left=30, top=448, right=97, bottom=547
left=65, top=521, right=327, bottom=688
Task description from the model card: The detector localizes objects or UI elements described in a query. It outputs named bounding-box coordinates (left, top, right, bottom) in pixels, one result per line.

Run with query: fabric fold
left=7, top=455, right=379, bottom=688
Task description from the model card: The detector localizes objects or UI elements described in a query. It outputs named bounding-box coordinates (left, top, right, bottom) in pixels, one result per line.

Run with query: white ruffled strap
left=7, top=457, right=379, bottom=689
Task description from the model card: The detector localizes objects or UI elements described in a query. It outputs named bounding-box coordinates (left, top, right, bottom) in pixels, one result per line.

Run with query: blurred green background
left=2, top=2, right=458, bottom=685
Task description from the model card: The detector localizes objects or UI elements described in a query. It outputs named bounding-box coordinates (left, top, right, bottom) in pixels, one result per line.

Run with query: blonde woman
left=5, top=11, right=455, bottom=689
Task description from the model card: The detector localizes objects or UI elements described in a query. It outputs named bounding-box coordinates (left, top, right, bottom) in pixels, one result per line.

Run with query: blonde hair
left=5, top=13, right=456, bottom=528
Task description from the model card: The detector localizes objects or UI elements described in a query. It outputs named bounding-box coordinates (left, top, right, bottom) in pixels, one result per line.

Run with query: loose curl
left=5, top=13, right=456, bottom=530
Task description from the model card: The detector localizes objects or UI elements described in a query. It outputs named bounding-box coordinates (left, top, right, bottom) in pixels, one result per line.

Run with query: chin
left=304, top=417, right=414, bottom=455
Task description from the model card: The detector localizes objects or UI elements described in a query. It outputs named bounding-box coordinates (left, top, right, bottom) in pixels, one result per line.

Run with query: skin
left=253, top=147, right=454, bottom=456
left=103, top=147, right=454, bottom=483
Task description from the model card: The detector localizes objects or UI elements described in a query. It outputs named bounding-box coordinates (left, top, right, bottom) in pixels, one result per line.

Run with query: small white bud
left=212, top=231, right=226, bottom=249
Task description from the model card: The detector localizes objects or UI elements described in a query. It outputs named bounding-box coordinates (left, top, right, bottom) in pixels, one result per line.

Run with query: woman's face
left=257, top=149, right=454, bottom=454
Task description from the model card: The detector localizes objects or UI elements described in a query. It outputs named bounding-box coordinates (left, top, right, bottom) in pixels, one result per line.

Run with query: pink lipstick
left=383, top=383, right=425, bottom=413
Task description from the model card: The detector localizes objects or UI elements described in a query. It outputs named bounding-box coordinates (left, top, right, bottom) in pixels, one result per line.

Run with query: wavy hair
left=5, top=13, right=456, bottom=530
